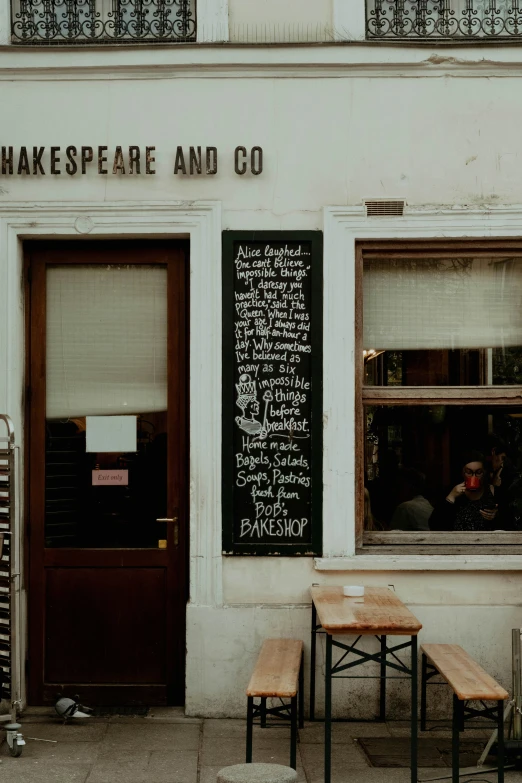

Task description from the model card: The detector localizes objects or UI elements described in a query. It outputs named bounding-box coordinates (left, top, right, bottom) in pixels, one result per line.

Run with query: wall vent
left=364, top=199, right=405, bottom=217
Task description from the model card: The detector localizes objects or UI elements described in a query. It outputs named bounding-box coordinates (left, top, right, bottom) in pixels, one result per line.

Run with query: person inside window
left=429, top=450, right=498, bottom=531
left=390, top=468, right=433, bottom=531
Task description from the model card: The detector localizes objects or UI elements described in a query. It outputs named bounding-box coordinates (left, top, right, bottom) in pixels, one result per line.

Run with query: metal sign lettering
left=0, top=146, right=264, bottom=177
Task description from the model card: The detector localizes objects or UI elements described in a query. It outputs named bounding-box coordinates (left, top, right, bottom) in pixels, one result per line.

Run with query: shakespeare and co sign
left=0, top=145, right=264, bottom=177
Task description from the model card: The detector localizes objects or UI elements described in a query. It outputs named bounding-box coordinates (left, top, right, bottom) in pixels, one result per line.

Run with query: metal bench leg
left=497, top=699, right=504, bottom=783
left=380, top=635, right=387, bottom=722
left=324, top=633, right=332, bottom=783
left=298, top=650, right=304, bottom=730
left=452, top=694, right=461, bottom=783
left=261, top=697, right=267, bottom=728
left=290, top=695, right=298, bottom=770
left=420, top=652, right=428, bottom=732
left=310, top=601, right=317, bottom=721
left=246, top=696, right=254, bottom=763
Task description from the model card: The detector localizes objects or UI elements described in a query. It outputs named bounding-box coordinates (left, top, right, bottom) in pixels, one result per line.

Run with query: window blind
left=46, top=265, right=167, bottom=420
left=363, top=257, right=522, bottom=351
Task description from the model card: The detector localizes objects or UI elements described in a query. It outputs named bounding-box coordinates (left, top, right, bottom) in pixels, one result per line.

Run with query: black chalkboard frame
left=222, top=230, right=323, bottom=556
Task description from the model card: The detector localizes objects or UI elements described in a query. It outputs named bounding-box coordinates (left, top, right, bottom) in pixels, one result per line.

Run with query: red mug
left=465, top=475, right=480, bottom=490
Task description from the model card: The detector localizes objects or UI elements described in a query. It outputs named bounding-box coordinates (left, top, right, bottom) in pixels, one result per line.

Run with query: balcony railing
left=11, top=0, right=196, bottom=43
left=366, top=0, right=522, bottom=39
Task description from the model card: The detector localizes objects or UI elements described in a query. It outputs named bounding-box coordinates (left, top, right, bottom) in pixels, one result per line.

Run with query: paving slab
left=102, top=723, right=201, bottom=752
left=199, top=765, right=226, bottom=783
left=388, top=721, right=491, bottom=739
left=96, top=747, right=152, bottom=762
left=20, top=722, right=109, bottom=742
left=0, top=760, right=91, bottom=783
left=201, top=737, right=305, bottom=774
left=86, top=758, right=151, bottom=783
left=145, top=708, right=201, bottom=724
left=0, top=714, right=510, bottom=783
left=148, top=750, right=199, bottom=782
left=203, top=719, right=249, bottom=737
left=300, top=741, right=370, bottom=769
left=12, top=740, right=100, bottom=763
left=308, top=769, right=412, bottom=783
left=300, top=721, right=392, bottom=744
left=200, top=737, right=261, bottom=767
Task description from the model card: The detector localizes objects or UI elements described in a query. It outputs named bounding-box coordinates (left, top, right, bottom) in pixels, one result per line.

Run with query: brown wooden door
left=26, top=241, right=187, bottom=706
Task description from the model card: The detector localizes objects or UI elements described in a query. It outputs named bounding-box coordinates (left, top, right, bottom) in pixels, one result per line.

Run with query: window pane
left=364, top=404, right=522, bottom=532
left=47, top=265, right=167, bottom=419
left=45, top=265, right=168, bottom=548
left=363, top=257, right=522, bottom=386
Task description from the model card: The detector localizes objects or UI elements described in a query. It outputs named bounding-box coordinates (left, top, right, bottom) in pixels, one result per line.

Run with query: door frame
left=25, top=240, right=188, bottom=705
left=0, top=202, right=222, bottom=711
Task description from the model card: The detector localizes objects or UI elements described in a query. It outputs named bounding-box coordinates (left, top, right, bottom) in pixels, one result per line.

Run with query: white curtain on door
left=363, top=257, right=522, bottom=351
left=46, top=265, right=167, bottom=420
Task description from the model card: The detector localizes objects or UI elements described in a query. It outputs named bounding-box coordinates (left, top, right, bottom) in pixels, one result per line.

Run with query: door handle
left=156, top=517, right=179, bottom=546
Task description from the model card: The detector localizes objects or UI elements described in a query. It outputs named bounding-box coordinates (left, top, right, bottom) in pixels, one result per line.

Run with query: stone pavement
left=0, top=708, right=521, bottom=783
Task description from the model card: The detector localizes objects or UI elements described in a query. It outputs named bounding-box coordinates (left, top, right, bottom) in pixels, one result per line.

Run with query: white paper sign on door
left=86, top=416, right=137, bottom=453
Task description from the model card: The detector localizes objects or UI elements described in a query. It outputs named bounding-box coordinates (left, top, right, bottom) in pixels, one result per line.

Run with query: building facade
left=1, top=0, right=522, bottom=718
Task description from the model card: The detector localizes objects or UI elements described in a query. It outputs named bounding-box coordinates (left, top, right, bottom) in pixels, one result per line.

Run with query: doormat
left=357, top=737, right=495, bottom=768
left=91, top=706, right=149, bottom=717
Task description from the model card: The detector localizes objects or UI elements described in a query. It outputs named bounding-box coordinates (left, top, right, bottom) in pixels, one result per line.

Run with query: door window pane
left=45, top=265, right=168, bottom=548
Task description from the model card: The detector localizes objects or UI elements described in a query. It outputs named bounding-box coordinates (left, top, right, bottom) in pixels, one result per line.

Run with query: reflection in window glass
left=364, top=405, right=522, bottom=533
left=363, top=257, right=522, bottom=386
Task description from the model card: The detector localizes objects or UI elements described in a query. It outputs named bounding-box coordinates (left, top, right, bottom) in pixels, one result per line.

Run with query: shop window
left=359, top=242, right=522, bottom=553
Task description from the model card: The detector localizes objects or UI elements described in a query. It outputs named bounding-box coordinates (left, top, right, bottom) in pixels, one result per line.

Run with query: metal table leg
left=497, top=699, right=504, bottom=783
left=324, top=632, right=332, bottom=783
left=380, top=635, right=387, bottom=722
left=452, top=694, right=461, bottom=783
left=311, top=601, right=317, bottom=721
left=411, top=635, right=418, bottom=783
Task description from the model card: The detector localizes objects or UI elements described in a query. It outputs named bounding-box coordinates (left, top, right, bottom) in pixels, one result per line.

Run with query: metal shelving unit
left=0, top=415, right=24, bottom=756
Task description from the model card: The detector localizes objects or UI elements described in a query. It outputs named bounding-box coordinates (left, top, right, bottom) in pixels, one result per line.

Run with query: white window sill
left=314, top=555, right=522, bottom=571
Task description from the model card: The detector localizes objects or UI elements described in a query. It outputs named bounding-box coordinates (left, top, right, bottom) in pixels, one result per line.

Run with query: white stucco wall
left=0, top=44, right=521, bottom=715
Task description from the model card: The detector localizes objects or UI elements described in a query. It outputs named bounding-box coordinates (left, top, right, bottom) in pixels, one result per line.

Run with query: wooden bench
left=421, top=644, right=509, bottom=783
left=246, top=639, right=304, bottom=770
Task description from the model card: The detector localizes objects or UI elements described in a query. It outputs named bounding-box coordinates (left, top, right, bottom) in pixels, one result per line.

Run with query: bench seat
left=247, top=639, right=304, bottom=698
left=246, top=638, right=304, bottom=770
left=421, top=643, right=509, bottom=702
left=421, top=643, right=508, bottom=783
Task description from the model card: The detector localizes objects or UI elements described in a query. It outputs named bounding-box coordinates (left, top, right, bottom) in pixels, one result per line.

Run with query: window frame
left=357, top=238, right=522, bottom=555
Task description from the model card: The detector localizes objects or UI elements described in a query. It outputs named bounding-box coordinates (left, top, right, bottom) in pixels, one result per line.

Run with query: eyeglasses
left=464, top=468, right=484, bottom=477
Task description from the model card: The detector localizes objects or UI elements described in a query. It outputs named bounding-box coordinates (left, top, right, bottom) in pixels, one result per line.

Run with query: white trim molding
left=321, top=204, right=522, bottom=564
left=0, top=200, right=223, bottom=609
left=315, top=555, right=522, bottom=571
left=196, top=0, right=229, bottom=42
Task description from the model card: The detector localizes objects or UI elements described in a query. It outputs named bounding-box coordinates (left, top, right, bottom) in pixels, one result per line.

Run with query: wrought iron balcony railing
left=11, top=0, right=196, bottom=43
left=366, top=0, right=522, bottom=39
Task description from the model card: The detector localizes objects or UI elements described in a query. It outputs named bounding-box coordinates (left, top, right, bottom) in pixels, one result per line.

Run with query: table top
left=310, top=586, right=422, bottom=636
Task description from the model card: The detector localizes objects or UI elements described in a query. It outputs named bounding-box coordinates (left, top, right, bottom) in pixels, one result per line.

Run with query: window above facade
left=366, top=0, right=522, bottom=40
left=11, top=0, right=196, bottom=43
left=360, top=242, right=522, bottom=554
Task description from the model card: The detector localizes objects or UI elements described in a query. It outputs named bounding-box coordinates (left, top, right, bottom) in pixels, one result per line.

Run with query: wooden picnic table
left=310, top=586, right=422, bottom=783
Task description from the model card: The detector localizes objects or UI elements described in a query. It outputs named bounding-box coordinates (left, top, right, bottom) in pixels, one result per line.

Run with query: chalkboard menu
left=222, top=232, right=322, bottom=555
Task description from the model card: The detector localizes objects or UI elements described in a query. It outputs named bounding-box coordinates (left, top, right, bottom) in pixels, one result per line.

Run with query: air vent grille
left=365, top=199, right=405, bottom=217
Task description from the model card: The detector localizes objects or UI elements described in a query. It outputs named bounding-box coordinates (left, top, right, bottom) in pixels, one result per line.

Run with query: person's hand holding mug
left=446, top=482, right=466, bottom=503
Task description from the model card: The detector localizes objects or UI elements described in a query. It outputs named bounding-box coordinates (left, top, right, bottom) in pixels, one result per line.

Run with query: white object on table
left=343, top=585, right=365, bottom=597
